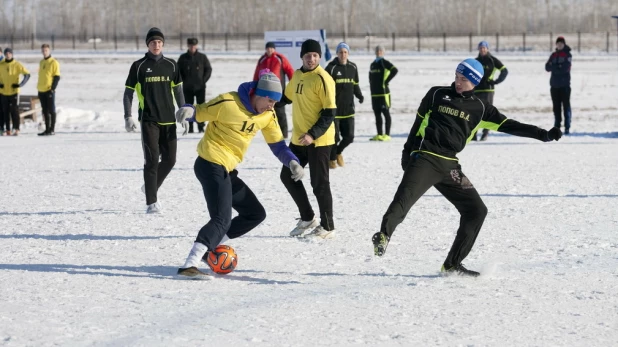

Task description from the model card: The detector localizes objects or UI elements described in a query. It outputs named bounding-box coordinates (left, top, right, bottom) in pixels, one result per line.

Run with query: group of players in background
left=122, top=27, right=570, bottom=279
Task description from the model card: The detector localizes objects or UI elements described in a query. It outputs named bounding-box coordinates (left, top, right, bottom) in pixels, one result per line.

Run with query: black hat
left=146, top=27, right=164, bottom=46
left=265, top=41, right=276, bottom=49
left=4, top=47, right=12, bottom=55
left=187, top=38, right=198, bottom=46
left=556, top=36, right=565, bottom=44
left=300, top=39, right=321, bottom=58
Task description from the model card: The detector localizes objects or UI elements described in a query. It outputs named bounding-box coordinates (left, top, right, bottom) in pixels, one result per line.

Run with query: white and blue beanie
left=336, top=42, right=350, bottom=53
left=456, top=58, right=484, bottom=86
left=478, top=41, right=489, bottom=49
left=255, top=71, right=282, bottom=101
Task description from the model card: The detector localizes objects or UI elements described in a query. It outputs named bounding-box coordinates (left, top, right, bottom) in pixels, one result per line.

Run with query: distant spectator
left=37, top=44, right=61, bottom=136
left=178, top=37, right=212, bottom=133
left=545, top=36, right=572, bottom=135
left=0, top=48, right=30, bottom=136
left=253, top=42, right=294, bottom=138
left=369, top=45, right=398, bottom=141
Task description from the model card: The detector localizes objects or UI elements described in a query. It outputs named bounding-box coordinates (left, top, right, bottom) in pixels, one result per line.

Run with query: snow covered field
left=1, top=52, right=617, bottom=346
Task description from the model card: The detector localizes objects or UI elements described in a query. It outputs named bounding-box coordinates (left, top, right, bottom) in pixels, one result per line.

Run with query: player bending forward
left=176, top=70, right=305, bottom=279
left=372, top=58, right=562, bottom=277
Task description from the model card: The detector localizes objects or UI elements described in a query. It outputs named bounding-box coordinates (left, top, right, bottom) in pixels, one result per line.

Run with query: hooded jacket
left=545, top=45, right=571, bottom=88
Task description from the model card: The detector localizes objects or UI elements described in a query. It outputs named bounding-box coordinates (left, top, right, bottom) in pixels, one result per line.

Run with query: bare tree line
left=0, top=0, right=617, bottom=38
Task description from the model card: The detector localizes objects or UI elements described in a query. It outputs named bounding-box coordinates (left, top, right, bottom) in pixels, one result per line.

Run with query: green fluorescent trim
left=474, top=89, right=495, bottom=93
left=412, top=150, right=458, bottom=161
left=157, top=122, right=175, bottom=125
left=335, top=114, right=355, bottom=119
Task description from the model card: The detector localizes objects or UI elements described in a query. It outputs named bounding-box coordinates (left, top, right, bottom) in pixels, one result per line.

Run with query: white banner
left=264, top=30, right=331, bottom=70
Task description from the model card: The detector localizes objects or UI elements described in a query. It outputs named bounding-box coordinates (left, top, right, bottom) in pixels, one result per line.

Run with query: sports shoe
left=146, top=202, right=162, bottom=214
left=440, top=263, right=480, bottom=277
left=369, top=134, right=382, bottom=141
left=372, top=232, right=390, bottom=256
left=38, top=130, right=50, bottom=136
left=305, top=225, right=335, bottom=239
left=4, top=130, right=10, bottom=136
left=381, top=135, right=391, bottom=141
left=12, top=130, right=19, bottom=136
left=290, top=218, right=319, bottom=237
left=336, top=154, right=344, bottom=167
left=177, top=266, right=213, bottom=280
left=329, top=160, right=337, bottom=169
left=565, top=128, right=570, bottom=135
left=480, top=132, right=489, bottom=141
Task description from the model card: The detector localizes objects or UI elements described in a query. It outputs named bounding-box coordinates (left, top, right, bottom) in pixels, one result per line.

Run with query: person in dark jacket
left=325, top=42, right=363, bottom=168
left=253, top=42, right=295, bottom=138
left=369, top=45, right=398, bottom=141
left=371, top=58, right=562, bottom=277
left=545, top=36, right=572, bottom=135
left=178, top=37, right=212, bottom=133
left=473, top=40, right=508, bottom=141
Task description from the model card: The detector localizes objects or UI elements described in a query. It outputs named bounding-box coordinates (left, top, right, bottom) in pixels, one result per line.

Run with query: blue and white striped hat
left=336, top=42, right=350, bottom=53
left=255, top=70, right=282, bottom=101
left=456, top=58, right=484, bottom=86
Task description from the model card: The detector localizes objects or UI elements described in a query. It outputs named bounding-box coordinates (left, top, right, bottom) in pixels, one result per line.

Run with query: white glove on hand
left=125, top=117, right=137, bottom=132
left=181, top=121, right=189, bottom=136
left=175, top=106, right=195, bottom=123
left=289, top=160, right=304, bottom=182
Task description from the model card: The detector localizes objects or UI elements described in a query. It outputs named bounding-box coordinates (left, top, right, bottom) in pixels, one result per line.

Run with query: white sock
left=218, top=235, right=230, bottom=245
left=182, top=242, right=208, bottom=268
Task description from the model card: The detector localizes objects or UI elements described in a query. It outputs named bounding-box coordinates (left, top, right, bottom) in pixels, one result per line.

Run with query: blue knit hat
left=336, top=42, right=350, bottom=53
left=456, top=58, right=484, bottom=86
left=255, top=70, right=282, bottom=101
left=478, top=41, right=489, bottom=49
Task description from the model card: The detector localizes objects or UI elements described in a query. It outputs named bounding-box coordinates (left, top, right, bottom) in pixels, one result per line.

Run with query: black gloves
left=11, top=84, right=19, bottom=89
left=358, top=95, right=364, bottom=104
left=0, top=84, right=4, bottom=89
left=546, top=127, right=562, bottom=141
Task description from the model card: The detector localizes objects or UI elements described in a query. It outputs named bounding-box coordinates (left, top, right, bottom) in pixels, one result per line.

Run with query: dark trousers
left=475, top=92, right=494, bottom=138
left=38, top=91, right=57, bottom=132
left=280, top=144, right=334, bottom=230
left=141, top=121, right=177, bottom=205
left=1, top=94, right=19, bottom=131
left=274, top=104, right=288, bottom=138
left=371, top=95, right=391, bottom=136
left=381, top=153, right=488, bottom=267
left=183, top=88, right=206, bottom=132
left=330, top=117, right=355, bottom=160
left=550, top=87, right=571, bottom=130
left=194, top=157, right=266, bottom=251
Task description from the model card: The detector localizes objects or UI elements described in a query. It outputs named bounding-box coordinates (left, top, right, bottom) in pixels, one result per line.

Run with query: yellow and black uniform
left=37, top=56, right=61, bottom=135
left=0, top=58, right=30, bottom=132
left=124, top=52, right=184, bottom=206
left=369, top=58, right=398, bottom=136
left=279, top=65, right=337, bottom=231
left=191, top=81, right=299, bottom=251
left=473, top=53, right=508, bottom=140
left=325, top=57, right=364, bottom=161
left=379, top=83, right=559, bottom=271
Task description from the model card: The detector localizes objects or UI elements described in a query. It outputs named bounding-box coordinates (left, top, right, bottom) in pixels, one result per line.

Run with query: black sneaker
left=564, top=128, right=570, bottom=135
left=38, top=130, right=50, bottom=136
left=441, top=263, right=480, bottom=277
left=177, top=266, right=212, bottom=280
left=480, top=132, right=489, bottom=141
left=372, top=232, right=390, bottom=256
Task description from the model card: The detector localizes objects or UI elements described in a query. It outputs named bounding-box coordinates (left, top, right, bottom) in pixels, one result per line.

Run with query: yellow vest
left=195, top=92, right=284, bottom=172
left=284, top=66, right=336, bottom=147
left=37, top=57, right=60, bottom=92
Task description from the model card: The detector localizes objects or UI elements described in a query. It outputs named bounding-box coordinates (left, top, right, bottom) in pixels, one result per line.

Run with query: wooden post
left=495, top=32, right=499, bottom=52
left=443, top=33, right=446, bottom=52
left=469, top=32, right=472, bottom=52
left=392, top=32, right=395, bottom=51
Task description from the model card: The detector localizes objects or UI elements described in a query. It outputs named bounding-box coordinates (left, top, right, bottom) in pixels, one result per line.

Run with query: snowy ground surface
left=1, top=53, right=617, bottom=346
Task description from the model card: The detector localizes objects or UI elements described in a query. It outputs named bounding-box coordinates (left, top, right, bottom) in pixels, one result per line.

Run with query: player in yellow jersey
left=37, top=44, right=61, bottom=136
left=0, top=48, right=30, bottom=136
left=278, top=39, right=338, bottom=239
left=175, top=71, right=305, bottom=279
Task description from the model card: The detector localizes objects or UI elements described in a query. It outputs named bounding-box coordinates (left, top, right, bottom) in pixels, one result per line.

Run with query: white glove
left=289, top=160, right=304, bottom=182
left=180, top=121, right=189, bottom=136
left=176, top=105, right=195, bottom=123
left=125, top=117, right=137, bottom=132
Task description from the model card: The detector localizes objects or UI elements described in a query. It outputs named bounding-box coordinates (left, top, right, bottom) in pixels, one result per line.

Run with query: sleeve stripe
left=317, top=73, right=327, bottom=96
left=208, top=99, right=235, bottom=107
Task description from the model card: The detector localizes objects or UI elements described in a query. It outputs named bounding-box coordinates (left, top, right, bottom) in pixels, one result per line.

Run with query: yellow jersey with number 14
left=195, top=91, right=284, bottom=172
left=285, top=65, right=336, bottom=147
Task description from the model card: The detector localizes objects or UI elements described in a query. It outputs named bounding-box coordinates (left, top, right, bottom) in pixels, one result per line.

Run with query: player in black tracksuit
left=372, top=58, right=562, bottom=277
left=178, top=38, right=212, bottom=133
left=474, top=41, right=508, bottom=141
left=325, top=43, right=363, bottom=168
left=369, top=46, right=398, bottom=140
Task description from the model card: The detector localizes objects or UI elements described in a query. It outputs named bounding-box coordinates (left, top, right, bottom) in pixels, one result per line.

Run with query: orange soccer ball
left=206, top=245, right=238, bottom=274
